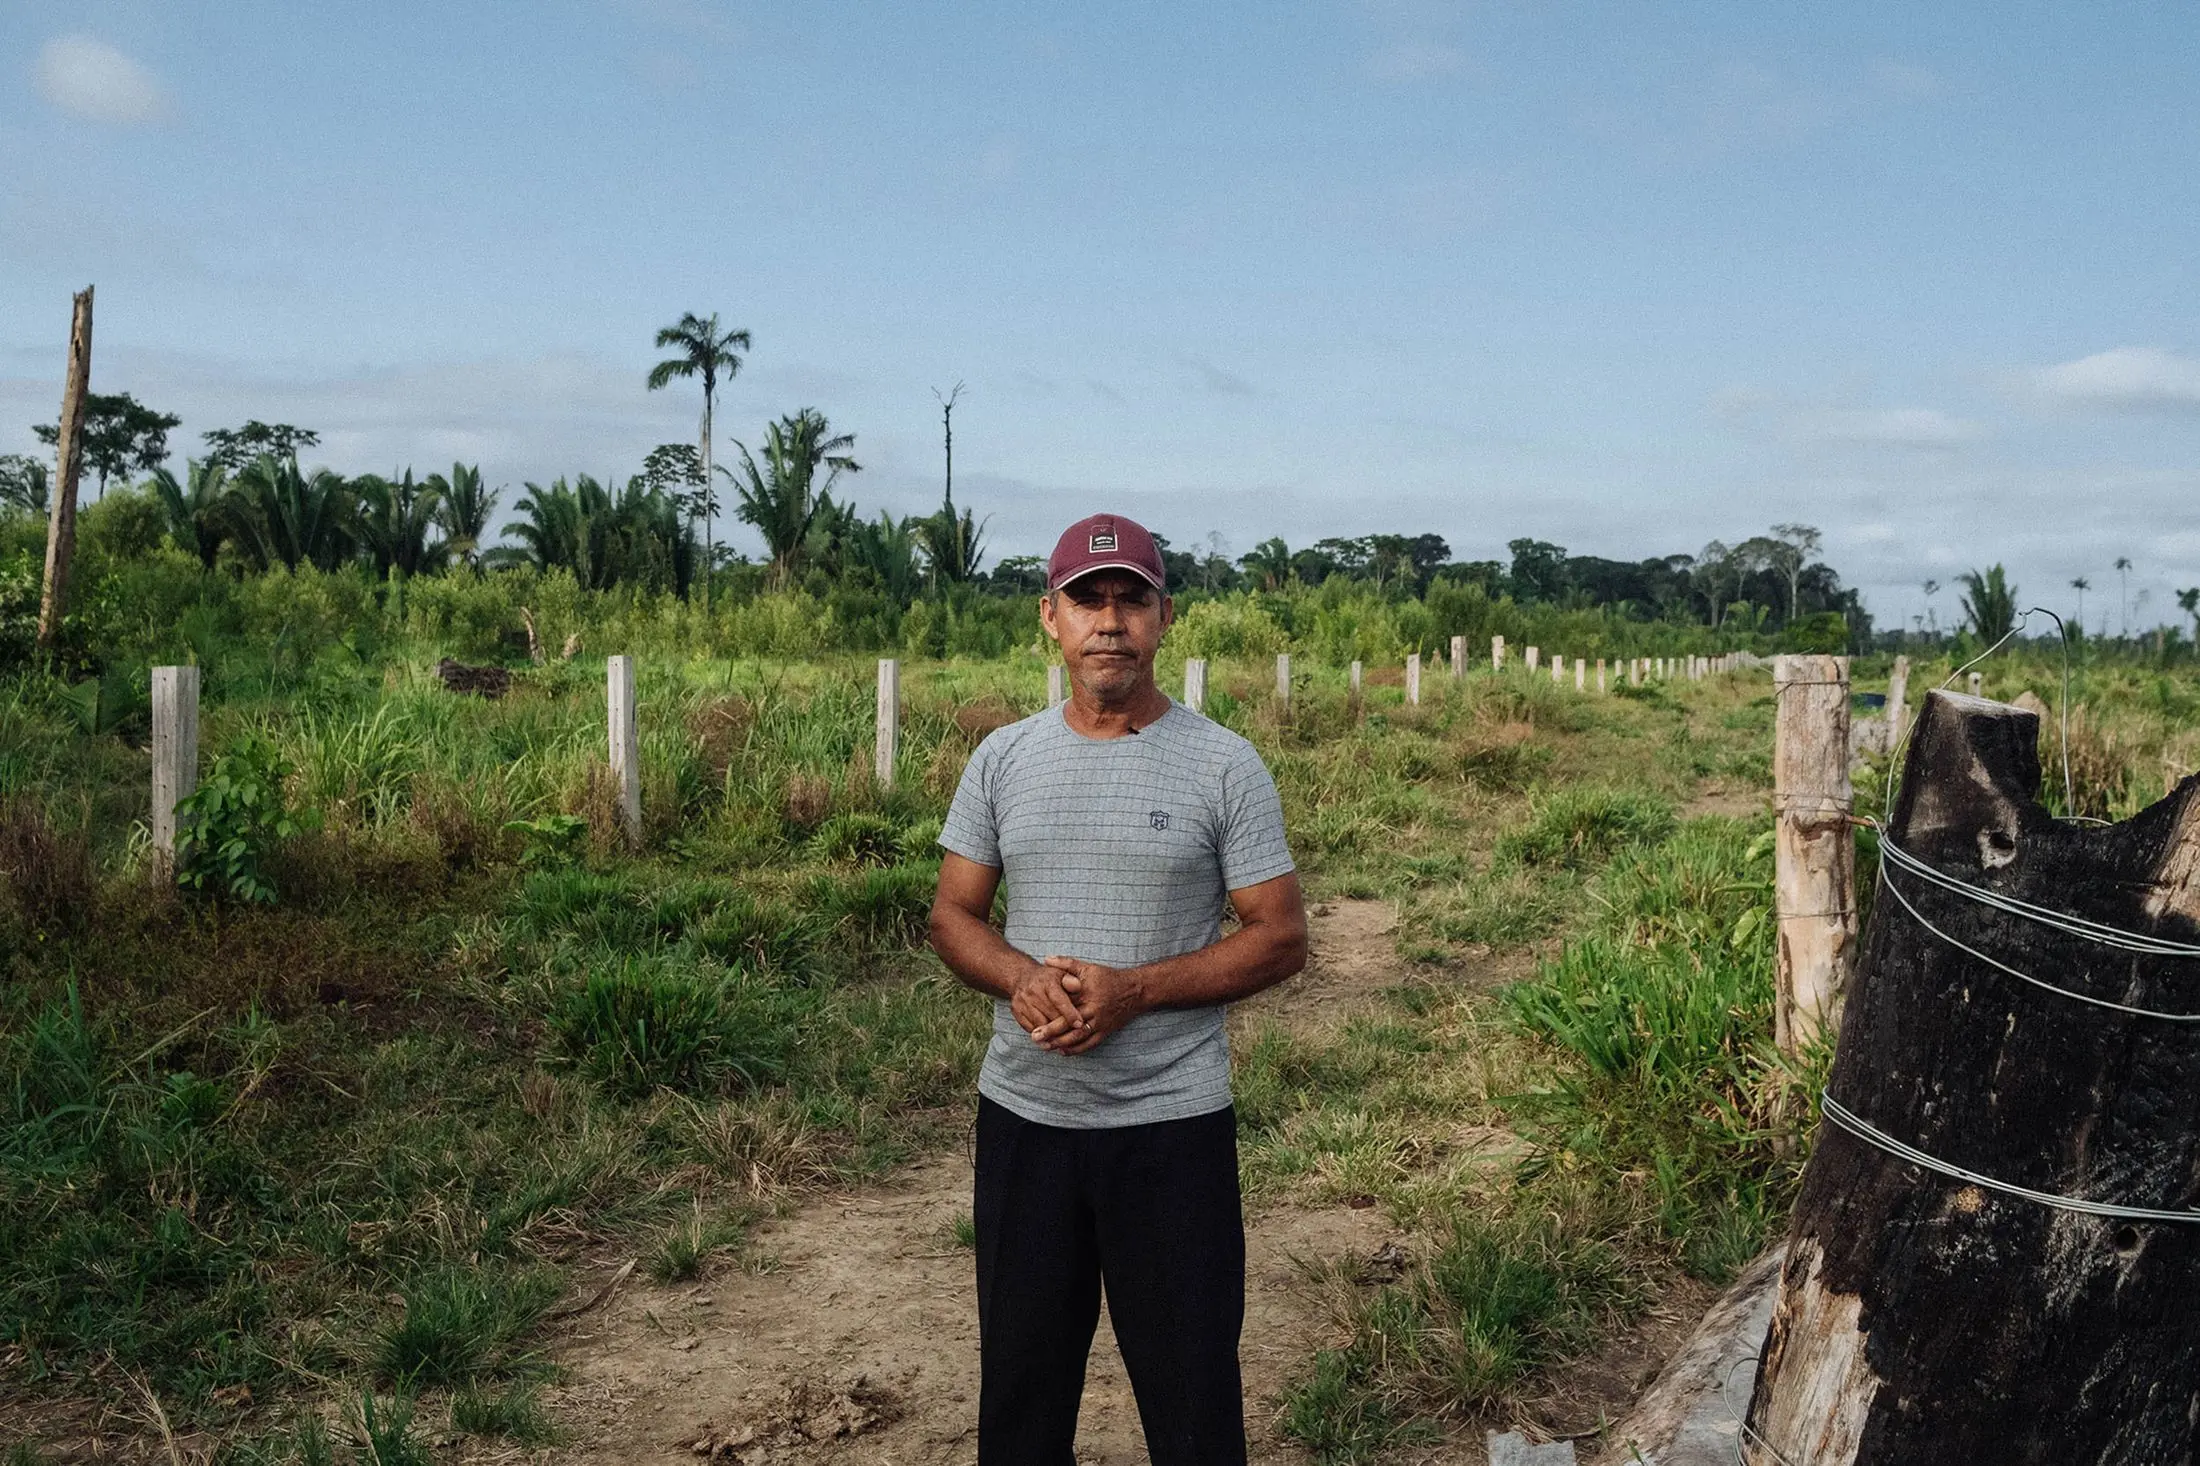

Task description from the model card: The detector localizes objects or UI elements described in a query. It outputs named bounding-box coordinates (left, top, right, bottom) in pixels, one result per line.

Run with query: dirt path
left=535, top=901, right=1414, bottom=1465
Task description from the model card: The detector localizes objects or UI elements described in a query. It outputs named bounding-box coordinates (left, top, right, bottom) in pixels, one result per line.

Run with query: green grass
left=452, top=1381, right=560, bottom=1444
left=375, top=1264, right=560, bottom=1387
left=3, top=612, right=2186, bottom=1452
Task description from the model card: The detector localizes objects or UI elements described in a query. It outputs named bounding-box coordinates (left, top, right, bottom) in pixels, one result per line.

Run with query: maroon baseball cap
left=1046, top=513, right=1167, bottom=592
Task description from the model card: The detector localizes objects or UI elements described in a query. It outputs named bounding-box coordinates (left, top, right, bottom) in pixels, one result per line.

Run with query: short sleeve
left=1218, top=745, right=1295, bottom=891
left=939, top=734, right=1002, bottom=868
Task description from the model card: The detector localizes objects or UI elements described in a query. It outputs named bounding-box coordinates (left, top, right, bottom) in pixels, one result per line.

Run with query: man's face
left=1041, top=571, right=1173, bottom=700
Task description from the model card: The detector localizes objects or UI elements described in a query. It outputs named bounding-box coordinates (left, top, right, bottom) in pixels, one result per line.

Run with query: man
left=929, top=512, right=1308, bottom=1465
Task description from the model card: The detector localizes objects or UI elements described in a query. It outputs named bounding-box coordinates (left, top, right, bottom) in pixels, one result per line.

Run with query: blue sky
left=4, top=1, right=2198, bottom=634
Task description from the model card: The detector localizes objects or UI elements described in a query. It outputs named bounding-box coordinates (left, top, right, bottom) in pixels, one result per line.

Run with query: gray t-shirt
left=939, top=700, right=1296, bottom=1129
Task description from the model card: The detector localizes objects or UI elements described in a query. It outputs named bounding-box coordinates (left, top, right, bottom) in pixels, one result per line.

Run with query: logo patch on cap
left=1088, top=531, right=1117, bottom=553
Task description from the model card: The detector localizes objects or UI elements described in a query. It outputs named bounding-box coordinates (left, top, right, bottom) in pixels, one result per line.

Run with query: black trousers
left=973, top=1096, right=1247, bottom=1466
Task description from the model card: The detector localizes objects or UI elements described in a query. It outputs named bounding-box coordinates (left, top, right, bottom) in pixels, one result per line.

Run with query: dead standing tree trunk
left=1744, top=688, right=2200, bottom=1465
left=38, top=286, right=93, bottom=650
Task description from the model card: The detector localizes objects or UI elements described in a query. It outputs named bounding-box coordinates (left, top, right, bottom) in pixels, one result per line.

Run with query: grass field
left=1, top=629, right=2190, bottom=1461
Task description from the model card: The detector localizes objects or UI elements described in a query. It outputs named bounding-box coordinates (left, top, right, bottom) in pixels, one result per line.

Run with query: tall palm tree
left=427, top=463, right=498, bottom=574
left=2071, top=575, right=2091, bottom=635
left=147, top=459, right=230, bottom=569
left=2114, top=556, right=2133, bottom=637
left=647, top=312, right=750, bottom=602
left=226, top=455, right=359, bottom=572
left=1957, top=565, right=2018, bottom=645
left=358, top=470, right=445, bottom=578
left=729, top=409, right=860, bottom=588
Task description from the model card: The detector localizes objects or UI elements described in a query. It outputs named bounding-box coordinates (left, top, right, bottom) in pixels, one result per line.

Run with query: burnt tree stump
left=1744, top=689, right=2200, bottom=1464
left=436, top=658, right=511, bottom=699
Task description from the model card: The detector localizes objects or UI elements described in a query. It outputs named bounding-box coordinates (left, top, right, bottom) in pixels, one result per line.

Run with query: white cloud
left=34, top=34, right=170, bottom=125
left=2030, top=347, right=2200, bottom=413
left=1712, top=389, right=1984, bottom=451
left=1364, top=41, right=1465, bottom=81
left=1793, top=406, right=1983, bottom=450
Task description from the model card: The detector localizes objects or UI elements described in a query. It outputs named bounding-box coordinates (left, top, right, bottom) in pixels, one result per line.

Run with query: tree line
left=2, top=308, right=1886, bottom=643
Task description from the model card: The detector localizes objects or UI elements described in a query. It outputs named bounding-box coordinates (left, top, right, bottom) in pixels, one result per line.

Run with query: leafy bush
left=1169, top=596, right=1290, bottom=658
left=175, top=732, right=317, bottom=903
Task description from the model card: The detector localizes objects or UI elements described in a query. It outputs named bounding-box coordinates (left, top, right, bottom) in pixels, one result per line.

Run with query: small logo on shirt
left=1089, top=531, right=1118, bottom=553
left=1149, top=810, right=1170, bottom=831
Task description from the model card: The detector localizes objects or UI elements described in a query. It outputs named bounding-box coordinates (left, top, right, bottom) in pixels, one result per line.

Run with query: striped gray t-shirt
left=939, top=700, right=1296, bottom=1129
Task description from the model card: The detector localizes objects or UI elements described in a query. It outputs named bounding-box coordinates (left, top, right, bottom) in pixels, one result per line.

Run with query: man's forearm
left=929, top=902, right=1046, bottom=1001
left=1125, top=919, right=1306, bottom=1010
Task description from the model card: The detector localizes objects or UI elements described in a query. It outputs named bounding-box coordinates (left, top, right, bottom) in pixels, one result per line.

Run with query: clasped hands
left=1010, top=957, right=1146, bottom=1056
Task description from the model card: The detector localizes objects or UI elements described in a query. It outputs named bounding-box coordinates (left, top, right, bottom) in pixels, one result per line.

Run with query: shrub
left=175, top=732, right=318, bottom=904
left=1169, top=596, right=1290, bottom=659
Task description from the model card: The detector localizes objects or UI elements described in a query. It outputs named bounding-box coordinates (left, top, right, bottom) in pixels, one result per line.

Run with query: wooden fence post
left=1596, top=658, right=1606, bottom=693
left=1968, top=670, right=1982, bottom=698
left=1886, top=653, right=1911, bottom=744
left=1185, top=658, right=1207, bottom=713
left=1047, top=663, right=1065, bottom=708
left=38, top=286, right=94, bottom=650
left=874, top=657, right=899, bottom=788
left=1744, top=692, right=2200, bottom=1463
left=1276, top=652, right=1291, bottom=713
left=1406, top=653, right=1421, bottom=706
left=1552, top=654, right=1564, bottom=686
left=1450, top=635, right=1466, bottom=679
left=150, top=665, right=199, bottom=878
left=1349, top=659, right=1362, bottom=703
left=1771, top=654, right=1857, bottom=1056
left=1575, top=658, right=1586, bottom=692
left=1492, top=635, right=1505, bottom=672
left=1525, top=646, right=1539, bottom=675
left=1629, top=658, right=1641, bottom=687
left=607, top=654, right=642, bottom=847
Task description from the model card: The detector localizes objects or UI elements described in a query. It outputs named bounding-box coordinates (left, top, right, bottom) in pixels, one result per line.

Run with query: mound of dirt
left=687, top=1373, right=910, bottom=1460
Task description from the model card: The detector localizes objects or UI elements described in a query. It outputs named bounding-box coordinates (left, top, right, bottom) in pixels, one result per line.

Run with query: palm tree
left=1239, top=537, right=1293, bottom=591
left=358, top=470, right=445, bottom=578
left=917, top=486, right=987, bottom=589
left=2114, top=556, right=2133, bottom=637
left=1957, top=565, right=2018, bottom=644
left=506, top=476, right=609, bottom=587
left=647, top=312, right=750, bottom=602
left=845, top=510, right=925, bottom=603
left=2071, top=575, right=2091, bottom=635
left=226, top=455, right=359, bottom=572
left=147, top=459, right=230, bottom=569
left=427, top=463, right=498, bottom=574
left=2179, top=588, right=2200, bottom=651
left=729, top=409, right=860, bottom=587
